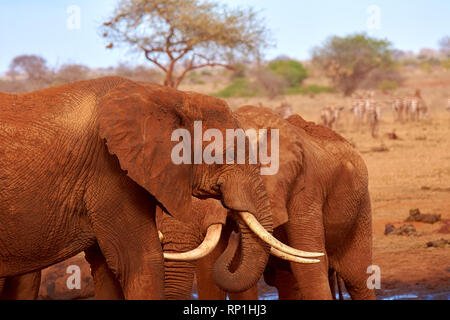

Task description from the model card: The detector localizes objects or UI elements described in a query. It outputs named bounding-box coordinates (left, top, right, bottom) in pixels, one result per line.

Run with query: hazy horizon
left=0, top=0, right=448, bottom=75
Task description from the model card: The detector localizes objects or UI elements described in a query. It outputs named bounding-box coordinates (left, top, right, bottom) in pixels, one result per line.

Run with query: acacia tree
left=312, top=34, right=393, bottom=96
left=8, top=55, right=50, bottom=81
left=101, top=0, right=270, bottom=88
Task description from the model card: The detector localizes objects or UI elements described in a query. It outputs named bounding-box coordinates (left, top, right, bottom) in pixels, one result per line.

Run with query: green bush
left=214, top=77, right=259, bottom=98
left=306, top=84, right=334, bottom=95
left=285, top=84, right=333, bottom=96
left=312, top=33, right=394, bottom=96
left=377, top=80, right=398, bottom=92
left=267, top=59, right=308, bottom=87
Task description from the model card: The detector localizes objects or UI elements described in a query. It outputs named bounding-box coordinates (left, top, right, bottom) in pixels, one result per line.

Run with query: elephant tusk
left=238, top=211, right=324, bottom=258
left=163, top=224, right=223, bottom=261
left=270, top=247, right=321, bottom=264
left=158, top=231, right=164, bottom=243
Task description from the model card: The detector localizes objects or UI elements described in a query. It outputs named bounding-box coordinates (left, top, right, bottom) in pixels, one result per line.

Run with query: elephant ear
left=97, top=81, right=193, bottom=223
left=262, top=131, right=304, bottom=229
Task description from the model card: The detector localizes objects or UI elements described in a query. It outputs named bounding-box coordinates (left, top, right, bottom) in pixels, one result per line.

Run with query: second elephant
left=160, top=106, right=375, bottom=300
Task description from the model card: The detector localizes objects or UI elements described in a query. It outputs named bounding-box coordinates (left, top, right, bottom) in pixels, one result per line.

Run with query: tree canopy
left=312, top=33, right=393, bottom=96
left=268, top=59, right=308, bottom=87
left=8, top=55, right=50, bottom=81
left=101, top=0, right=271, bottom=88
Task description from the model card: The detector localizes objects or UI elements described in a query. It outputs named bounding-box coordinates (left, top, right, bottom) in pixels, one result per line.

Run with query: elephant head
left=96, top=80, right=283, bottom=292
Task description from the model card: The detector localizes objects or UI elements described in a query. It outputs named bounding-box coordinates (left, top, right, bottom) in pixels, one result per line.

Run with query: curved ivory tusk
left=270, top=247, right=321, bottom=264
left=158, top=231, right=164, bottom=243
left=163, top=224, right=223, bottom=261
left=238, top=211, right=324, bottom=258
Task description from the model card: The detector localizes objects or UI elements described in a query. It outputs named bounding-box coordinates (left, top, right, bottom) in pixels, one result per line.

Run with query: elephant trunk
left=213, top=173, right=272, bottom=293
left=164, top=260, right=197, bottom=300
left=158, top=211, right=199, bottom=300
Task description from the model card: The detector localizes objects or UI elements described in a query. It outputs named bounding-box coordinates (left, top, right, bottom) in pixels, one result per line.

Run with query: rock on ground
left=406, top=209, right=441, bottom=224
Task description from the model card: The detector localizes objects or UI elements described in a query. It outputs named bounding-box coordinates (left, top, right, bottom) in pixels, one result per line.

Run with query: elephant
left=0, top=272, right=41, bottom=300
left=0, top=77, right=274, bottom=300
left=158, top=105, right=375, bottom=300
left=0, top=78, right=321, bottom=300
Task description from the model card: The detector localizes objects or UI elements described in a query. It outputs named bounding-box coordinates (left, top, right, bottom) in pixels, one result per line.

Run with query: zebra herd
left=349, top=91, right=381, bottom=137
left=391, top=90, right=429, bottom=123
left=319, top=91, right=381, bottom=138
left=273, top=89, right=441, bottom=140
left=319, top=89, right=434, bottom=138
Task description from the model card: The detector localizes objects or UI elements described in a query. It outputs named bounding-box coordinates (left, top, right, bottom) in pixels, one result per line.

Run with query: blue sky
left=0, top=0, right=448, bottom=74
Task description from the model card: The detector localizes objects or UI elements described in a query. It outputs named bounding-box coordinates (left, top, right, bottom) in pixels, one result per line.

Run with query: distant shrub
left=420, top=61, right=432, bottom=73
left=230, top=63, right=247, bottom=79
left=53, top=64, right=90, bottom=85
left=441, top=59, right=450, bottom=70
left=285, top=86, right=307, bottom=95
left=253, top=68, right=287, bottom=99
left=359, top=67, right=404, bottom=90
left=286, top=84, right=333, bottom=96
left=267, top=59, right=308, bottom=87
left=214, top=77, right=259, bottom=98
left=200, top=70, right=213, bottom=76
left=400, top=59, right=419, bottom=67
left=312, top=33, right=394, bottom=95
left=113, top=63, right=161, bottom=82
left=377, top=80, right=398, bottom=92
left=306, top=84, right=334, bottom=94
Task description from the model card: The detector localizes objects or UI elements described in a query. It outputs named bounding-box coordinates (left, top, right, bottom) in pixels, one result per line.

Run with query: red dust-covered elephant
left=158, top=106, right=375, bottom=300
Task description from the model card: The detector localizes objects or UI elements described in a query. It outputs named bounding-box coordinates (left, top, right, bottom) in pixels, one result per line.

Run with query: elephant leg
left=272, top=268, right=299, bottom=300
left=264, top=261, right=302, bottom=300
left=286, top=200, right=333, bottom=300
left=0, top=272, right=41, bottom=300
left=277, top=272, right=298, bottom=300
left=84, top=244, right=124, bottom=300
left=86, top=181, right=164, bottom=300
left=330, top=194, right=375, bottom=300
left=328, top=269, right=345, bottom=300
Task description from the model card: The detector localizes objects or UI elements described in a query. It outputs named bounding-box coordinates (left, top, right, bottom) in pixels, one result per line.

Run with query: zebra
left=366, top=99, right=381, bottom=138
left=392, top=97, right=405, bottom=122
left=409, top=97, right=429, bottom=121
left=350, top=94, right=366, bottom=127
left=321, top=105, right=344, bottom=129
left=274, top=102, right=294, bottom=119
left=405, top=90, right=429, bottom=121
